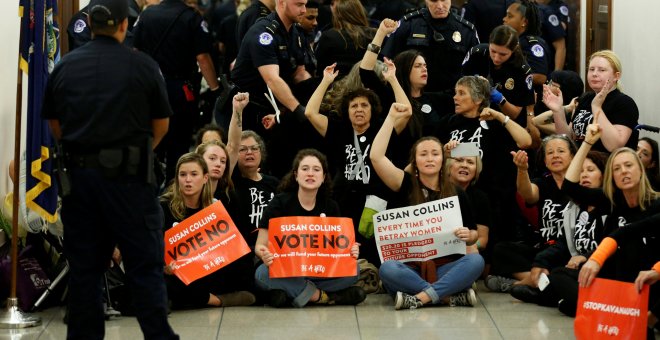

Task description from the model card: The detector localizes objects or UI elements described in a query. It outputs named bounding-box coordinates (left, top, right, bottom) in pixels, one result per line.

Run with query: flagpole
left=0, top=6, right=42, bottom=329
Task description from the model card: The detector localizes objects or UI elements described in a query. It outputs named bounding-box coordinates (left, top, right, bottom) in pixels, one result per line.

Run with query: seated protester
left=638, top=137, right=660, bottom=191
left=304, top=59, right=410, bottom=267
left=195, top=93, right=245, bottom=234
left=538, top=125, right=611, bottom=315
left=254, top=149, right=366, bottom=308
left=578, top=144, right=660, bottom=337
left=437, top=76, right=531, bottom=279
left=544, top=50, right=639, bottom=153
left=370, top=103, right=484, bottom=310
left=445, top=144, right=492, bottom=273
left=510, top=130, right=609, bottom=307
left=195, top=123, right=226, bottom=146
left=487, top=135, right=575, bottom=292
left=232, top=130, right=280, bottom=247
left=361, top=19, right=454, bottom=167
left=161, top=153, right=256, bottom=309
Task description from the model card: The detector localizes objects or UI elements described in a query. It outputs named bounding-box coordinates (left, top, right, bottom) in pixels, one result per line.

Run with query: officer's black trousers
left=61, top=168, right=178, bottom=340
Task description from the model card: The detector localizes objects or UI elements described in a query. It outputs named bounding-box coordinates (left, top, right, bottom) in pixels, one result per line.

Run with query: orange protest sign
left=267, top=216, right=356, bottom=278
left=575, top=278, right=649, bottom=340
left=164, top=201, right=251, bottom=285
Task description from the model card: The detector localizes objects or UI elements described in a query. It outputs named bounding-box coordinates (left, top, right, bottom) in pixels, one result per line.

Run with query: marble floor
left=0, top=281, right=589, bottom=340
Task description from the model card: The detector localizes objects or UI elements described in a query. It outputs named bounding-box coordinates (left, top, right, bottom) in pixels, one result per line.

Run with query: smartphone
left=450, top=142, right=480, bottom=158
left=538, top=273, right=550, bottom=291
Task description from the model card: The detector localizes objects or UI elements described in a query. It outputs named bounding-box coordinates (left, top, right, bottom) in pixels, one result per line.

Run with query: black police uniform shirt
left=461, top=0, right=515, bottom=45
left=232, top=172, right=279, bottom=246
left=42, top=36, right=172, bottom=152
left=462, top=43, right=535, bottom=125
left=537, top=3, right=566, bottom=68
left=236, top=0, right=272, bottom=45
left=571, top=89, right=639, bottom=152
left=531, top=175, right=570, bottom=246
left=231, top=12, right=307, bottom=100
left=258, top=192, right=341, bottom=230
left=549, top=0, right=570, bottom=26
left=382, top=9, right=479, bottom=93
left=132, top=0, right=214, bottom=79
left=519, top=33, right=551, bottom=78
left=67, top=6, right=91, bottom=51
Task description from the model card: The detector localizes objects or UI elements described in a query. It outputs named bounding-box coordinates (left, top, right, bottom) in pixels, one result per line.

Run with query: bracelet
left=502, top=115, right=510, bottom=126
left=527, top=111, right=535, bottom=117
left=584, top=141, right=593, bottom=146
left=367, top=43, right=381, bottom=54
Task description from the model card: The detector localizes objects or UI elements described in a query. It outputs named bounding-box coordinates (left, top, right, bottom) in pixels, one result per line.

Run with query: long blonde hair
left=161, top=153, right=214, bottom=220
left=603, top=147, right=659, bottom=211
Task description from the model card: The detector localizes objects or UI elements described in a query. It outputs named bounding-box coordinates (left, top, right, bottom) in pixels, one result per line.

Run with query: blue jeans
left=379, top=253, right=484, bottom=304
left=255, top=263, right=359, bottom=307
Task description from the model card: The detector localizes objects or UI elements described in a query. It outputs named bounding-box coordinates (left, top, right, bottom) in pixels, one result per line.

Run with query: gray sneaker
left=394, top=291, right=424, bottom=310
left=485, top=275, right=516, bottom=293
left=449, top=288, right=477, bottom=307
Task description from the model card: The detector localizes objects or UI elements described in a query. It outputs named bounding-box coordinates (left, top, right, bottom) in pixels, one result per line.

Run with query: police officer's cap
left=89, top=0, right=128, bottom=27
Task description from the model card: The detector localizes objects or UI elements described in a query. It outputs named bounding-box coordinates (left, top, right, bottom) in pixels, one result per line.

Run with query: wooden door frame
left=57, top=0, right=79, bottom=55
left=585, top=0, right=612, bottom=82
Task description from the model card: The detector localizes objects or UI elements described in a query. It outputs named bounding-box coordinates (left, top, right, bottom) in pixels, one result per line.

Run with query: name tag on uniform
left=412, top=33, right=426, bottom=39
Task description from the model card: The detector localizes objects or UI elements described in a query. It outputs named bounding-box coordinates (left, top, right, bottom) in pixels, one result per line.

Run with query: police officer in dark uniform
left=42, top=0, right=178, bottom=338
left=236, top=0, right=275, bottom=44
left=462, top=0, right=515, bottom=43
left=535, top=0, right=566, bottom=71
left=461, top=25, right=535, bottom=127
left=231, top=0, right=312, bottom=177
left=382, top=0, right=480, bottom=94
left=66, top=0, right=140, bottom=50
left=132, top=0, right=220, bottom=182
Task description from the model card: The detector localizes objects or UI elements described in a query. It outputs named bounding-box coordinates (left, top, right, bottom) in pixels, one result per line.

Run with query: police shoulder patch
left=259, top=32, right=274, bottom=45
left=201, top=20, right=209, bottom=33
left=560, top=5, right=569, bottom=16
left=548, top=14, right=559, bottom=27
left=525, top=74, right=533, bottom=90
left=531, top=44, right=545, bottom=58
left=73, top=19, right=87, bottom=33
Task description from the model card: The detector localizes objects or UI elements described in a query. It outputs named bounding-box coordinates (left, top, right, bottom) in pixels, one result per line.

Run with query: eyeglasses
left=238, top=145, right=261, bottom=153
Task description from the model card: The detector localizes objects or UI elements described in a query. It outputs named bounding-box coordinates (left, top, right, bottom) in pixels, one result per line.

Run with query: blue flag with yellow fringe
left=19, top=0, right=60, bottom=224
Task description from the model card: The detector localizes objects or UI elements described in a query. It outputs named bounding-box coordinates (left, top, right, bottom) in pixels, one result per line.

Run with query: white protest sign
left=373, top=196, right=466, bottom=263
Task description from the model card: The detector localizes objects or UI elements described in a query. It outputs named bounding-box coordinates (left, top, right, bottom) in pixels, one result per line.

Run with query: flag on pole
left=19, top=0, right=60, bottom=225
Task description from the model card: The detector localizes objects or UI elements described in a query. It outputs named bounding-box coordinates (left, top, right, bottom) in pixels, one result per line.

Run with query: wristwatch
left=367, top=43, right=381, bottom=54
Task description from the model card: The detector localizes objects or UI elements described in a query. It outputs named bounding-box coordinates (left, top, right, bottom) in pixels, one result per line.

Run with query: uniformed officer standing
left=42, top=0, right=178, bottom=339
left=382, top=0, right=480, bottom=94
left=236, top=0, right=276, bottom=44
left=231, top=0, right=312, bottom=177
left=66, top=0, right=140, bottom=50
left=133, top=0, right=220, bottom=182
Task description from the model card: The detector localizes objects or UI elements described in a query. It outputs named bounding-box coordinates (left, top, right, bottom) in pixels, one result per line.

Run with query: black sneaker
left=449, top=288, right=477, bottom=307
left=394, top=291, right=424, bottom=310
left=510, top=285, right=541, bottom=304
left=328, top=286, right=366, bottom=305
left=267, top=289, right=289, bottom=308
